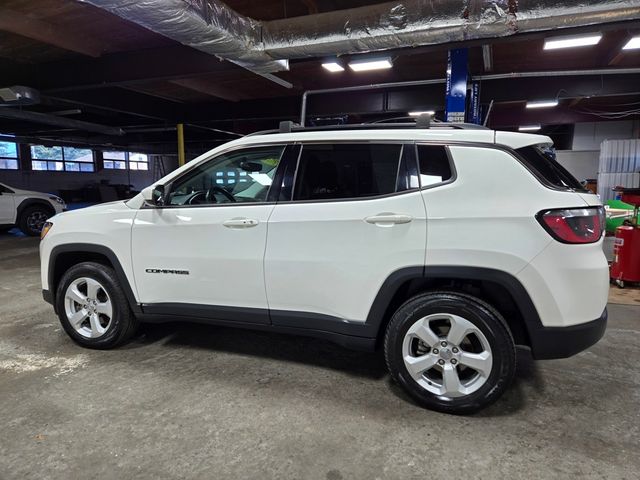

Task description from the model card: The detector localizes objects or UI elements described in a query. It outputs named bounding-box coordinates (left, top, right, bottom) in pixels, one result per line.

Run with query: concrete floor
left=1, top=232, right=639, bottom=480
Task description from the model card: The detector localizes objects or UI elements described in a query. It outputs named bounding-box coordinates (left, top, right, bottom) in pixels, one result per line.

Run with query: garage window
left=103, top=151, right=148, bottom=170
left=0, top=140, right=19, bottom=170
left=292, top=143, right=404, bottom=201
left=31, top=145, right=94, bottom=172
left=129, top=152, right=149, bottom=171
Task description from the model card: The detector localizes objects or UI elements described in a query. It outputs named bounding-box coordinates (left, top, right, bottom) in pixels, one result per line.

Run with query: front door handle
left=364, top=214, right=413, bottom=226
left=223, top=218, right=259, bottom=229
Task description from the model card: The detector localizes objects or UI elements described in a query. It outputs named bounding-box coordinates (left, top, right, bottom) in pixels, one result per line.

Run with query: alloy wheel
left=401, top=313, right=493, bottom=398
left=64, top=277, right=113, bottom=338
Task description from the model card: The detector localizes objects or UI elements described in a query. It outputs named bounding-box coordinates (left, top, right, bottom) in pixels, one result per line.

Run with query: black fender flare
left=47, top=243, right=142, bottom=314
left=365, top=265, right=543, bottom=342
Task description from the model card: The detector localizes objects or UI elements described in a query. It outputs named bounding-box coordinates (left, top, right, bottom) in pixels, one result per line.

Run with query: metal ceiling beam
left=0, top=8, right=105, bottom=57
left=170, top=78, right=246, bottom=102
left=0, top=108, right=124, bottom=135
left=43, top=88, right=181, bottom=121
left=2, top=46, right=238, bottom=93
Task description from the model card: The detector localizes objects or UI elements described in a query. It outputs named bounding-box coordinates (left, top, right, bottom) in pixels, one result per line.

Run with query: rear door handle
left=223, top=218, right=259, bottom=229
left=364, top=214, right=413, bottom=226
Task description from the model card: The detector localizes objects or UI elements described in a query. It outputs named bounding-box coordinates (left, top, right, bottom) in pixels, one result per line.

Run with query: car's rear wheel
left=56, top=262, right=138, bottom=349
left=384, top=291, right=515, bottom=414
left=18, top=205, right=52, bottom=236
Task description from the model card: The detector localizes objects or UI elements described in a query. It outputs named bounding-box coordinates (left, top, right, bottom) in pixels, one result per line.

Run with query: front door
left=0, top=185, right=16, bottom=224
left=131, top=144, right=288, bottom=324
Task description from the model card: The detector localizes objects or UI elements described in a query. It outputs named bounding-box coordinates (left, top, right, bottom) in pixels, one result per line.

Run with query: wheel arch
left=48, top=244, right=141, bottom=314
left=17, top=198, right=56, bottom=218
left=368, top=266, right=542, bottom=349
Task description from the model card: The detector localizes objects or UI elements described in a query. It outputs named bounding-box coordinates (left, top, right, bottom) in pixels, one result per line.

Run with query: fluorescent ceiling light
left=622, top=36, right=640, bottom=50
left=544, top=33, right=602, bottom=50
left=519, top=125, right=541, bottom=132
left=348, top=57, right=393, bottom=72
left=322, top=62, right=344, bottom=73
left=409, top=111, right=435, bottom=116
left=526, top=100, right=558, bottom=109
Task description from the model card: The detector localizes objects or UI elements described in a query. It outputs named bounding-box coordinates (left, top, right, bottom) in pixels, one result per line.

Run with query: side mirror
left=142, top=184, right=165, bottom=207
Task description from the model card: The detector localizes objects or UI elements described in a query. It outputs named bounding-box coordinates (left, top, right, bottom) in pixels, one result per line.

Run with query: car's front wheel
left=384, top=291, right=516, bottom=414
left=56, top=262, right=138, bottom=349
left=18, top=205, right=52, bottom=236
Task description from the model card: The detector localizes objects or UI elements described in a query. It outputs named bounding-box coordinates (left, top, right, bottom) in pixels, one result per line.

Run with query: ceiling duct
left=78, top=0, right=287, bottom=74
left=79, top=0, right=640, bottom=75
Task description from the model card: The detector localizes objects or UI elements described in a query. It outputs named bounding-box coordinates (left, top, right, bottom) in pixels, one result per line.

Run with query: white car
left=39, top=121, right=609, bottom=414
left=0, top=182, right=66, bottom=236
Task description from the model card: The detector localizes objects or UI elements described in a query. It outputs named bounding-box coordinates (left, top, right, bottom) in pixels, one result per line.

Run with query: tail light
left=537, top=207, right=605, bottom=244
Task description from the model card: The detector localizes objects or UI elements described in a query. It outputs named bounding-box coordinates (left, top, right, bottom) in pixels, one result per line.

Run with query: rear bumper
left=529, top=308, right=607, bottom=359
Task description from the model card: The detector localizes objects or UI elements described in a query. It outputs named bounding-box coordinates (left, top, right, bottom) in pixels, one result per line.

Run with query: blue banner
left=445, top=48, right=468, bottom=123
left=469, top=82, right=481, bottom=125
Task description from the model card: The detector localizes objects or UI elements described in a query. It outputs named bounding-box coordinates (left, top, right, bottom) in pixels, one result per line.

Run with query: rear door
left=264, top=142, right=427, bottom=326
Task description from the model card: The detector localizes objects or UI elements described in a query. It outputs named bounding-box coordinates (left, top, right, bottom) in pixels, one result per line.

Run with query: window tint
left=293, top=144, right=403, bottom=201
left=167, top=146, right=285, bottom=206
left=417, top=145, right=452, bottom=187
left=516, top=144, right=585, bottom=191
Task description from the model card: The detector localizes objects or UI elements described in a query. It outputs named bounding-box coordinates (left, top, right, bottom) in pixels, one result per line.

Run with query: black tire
left=18, top=205, right=52, bottom=236
left=56, top=262, right=138, bottom=349
left=384, top=291, right=516, bottom=415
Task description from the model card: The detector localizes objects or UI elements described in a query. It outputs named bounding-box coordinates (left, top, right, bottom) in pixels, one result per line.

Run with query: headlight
left=41, top=222, right=53, bottom=240
left=49, top=196, right=65, bottom=205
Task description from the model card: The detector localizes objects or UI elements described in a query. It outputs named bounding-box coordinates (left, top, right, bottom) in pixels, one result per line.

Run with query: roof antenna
left=416, top=114, right=431, bottom=129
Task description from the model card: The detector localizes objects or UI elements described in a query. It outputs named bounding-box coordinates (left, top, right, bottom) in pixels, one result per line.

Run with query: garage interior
left=1, top=0, right=640, bottom=478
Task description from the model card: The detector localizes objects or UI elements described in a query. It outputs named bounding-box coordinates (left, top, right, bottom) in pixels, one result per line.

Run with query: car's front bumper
left=529, top=308, right=607, bottom=359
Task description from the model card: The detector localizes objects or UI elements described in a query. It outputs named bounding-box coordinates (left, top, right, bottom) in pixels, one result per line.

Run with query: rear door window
left=515, top=144, right=586, bottom=191
left=292, top=143, right=404, bottom=201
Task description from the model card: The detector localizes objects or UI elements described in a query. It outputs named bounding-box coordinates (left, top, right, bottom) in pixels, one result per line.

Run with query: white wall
left=555, top=120, right=639, bottom=181
left=572, top=121, right=637, bottom=151
left=555, top=150, right=599, bottom=181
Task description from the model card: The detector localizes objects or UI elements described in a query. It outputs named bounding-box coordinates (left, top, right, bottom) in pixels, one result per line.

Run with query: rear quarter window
left=515, top=144, right=587, bottom=192
left=417, top=145, right=453, bottom=187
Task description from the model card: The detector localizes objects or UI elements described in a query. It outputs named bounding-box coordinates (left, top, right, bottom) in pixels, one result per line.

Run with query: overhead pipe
left=0, top=107, right=124, bottom=135
left=78, top=0, right=640, bottom=77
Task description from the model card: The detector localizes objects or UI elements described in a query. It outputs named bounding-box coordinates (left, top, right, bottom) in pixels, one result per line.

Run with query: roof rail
left=247, top=119, right=489, bottom=136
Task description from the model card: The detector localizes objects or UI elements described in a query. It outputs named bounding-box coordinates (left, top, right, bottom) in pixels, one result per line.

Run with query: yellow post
left=177, top=123, right=186, bottom=167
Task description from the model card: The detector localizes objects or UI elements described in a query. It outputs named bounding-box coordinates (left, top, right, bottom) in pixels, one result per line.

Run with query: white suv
left=0, top=182, right=66, bottom=236
left=40, top=122, right=609, bottom=414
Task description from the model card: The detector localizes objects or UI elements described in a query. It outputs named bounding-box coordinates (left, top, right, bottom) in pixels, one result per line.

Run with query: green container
left=606, top=200, right=640, bottom=233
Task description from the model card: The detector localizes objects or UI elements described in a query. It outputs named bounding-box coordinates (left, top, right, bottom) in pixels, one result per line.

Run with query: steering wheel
left=206, top=186, right=236, bottom=203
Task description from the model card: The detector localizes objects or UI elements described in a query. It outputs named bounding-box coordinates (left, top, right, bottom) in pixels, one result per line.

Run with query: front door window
left=167, top=146, right=285, bottom=206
